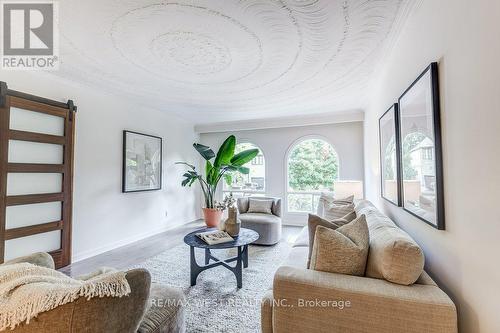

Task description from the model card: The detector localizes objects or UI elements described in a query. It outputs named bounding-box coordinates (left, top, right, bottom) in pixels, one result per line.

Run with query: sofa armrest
left=13, top=269, right=151, bottom=333
left=271, top=266, right=457, bottom=333
left=261, top=289, right=274, bottom=333
left=272, top=199, right=282, bottom=217
left=3, top=252, right=55, bottom=269
left=70, top=268, right=151, bottom=332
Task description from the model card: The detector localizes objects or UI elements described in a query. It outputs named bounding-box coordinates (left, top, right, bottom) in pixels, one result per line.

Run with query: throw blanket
left=0, top=263, right=131, bottom=331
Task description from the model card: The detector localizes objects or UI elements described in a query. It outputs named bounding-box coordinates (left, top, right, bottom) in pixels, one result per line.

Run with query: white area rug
left=134, top=241, right=292, bottom=333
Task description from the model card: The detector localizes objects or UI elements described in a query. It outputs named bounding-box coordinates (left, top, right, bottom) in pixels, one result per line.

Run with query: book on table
left=196, top=230, right=234, bottom=245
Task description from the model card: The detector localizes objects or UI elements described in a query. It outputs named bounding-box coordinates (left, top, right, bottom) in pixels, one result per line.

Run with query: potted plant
left=176, top=135, right=258, bottom=227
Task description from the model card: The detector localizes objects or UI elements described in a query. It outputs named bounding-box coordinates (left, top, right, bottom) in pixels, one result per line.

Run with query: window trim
left=284, top=135, right=340, bottom=214
left=223, top=140, right=267, bottom=195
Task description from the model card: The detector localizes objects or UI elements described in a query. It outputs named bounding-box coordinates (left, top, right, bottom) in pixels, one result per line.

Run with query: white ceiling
left=53, top=0, right=414, bottom=124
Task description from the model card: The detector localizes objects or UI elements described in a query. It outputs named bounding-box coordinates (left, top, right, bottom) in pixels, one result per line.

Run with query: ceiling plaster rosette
left=53, top=0, right=413, bottom=122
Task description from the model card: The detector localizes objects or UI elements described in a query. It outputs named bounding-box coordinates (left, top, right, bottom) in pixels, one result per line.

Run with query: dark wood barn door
left=0, top=82, right=76, bottom=268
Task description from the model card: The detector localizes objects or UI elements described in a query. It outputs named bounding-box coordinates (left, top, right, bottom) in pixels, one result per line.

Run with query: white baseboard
left=72, top=218, right=303, bottom=263
left=71, top=222, right=194, bottom=263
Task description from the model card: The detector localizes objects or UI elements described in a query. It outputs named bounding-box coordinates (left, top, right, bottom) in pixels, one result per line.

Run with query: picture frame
left=398, top=62, right=445, bottom=229
left=379, top=103, right=401, bottom=206
left=122, top=130, right=163, bottom=193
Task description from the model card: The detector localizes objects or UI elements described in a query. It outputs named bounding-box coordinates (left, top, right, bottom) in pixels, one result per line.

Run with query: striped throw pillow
left=323, top=202, right=355, bottom=221
left=317, top=194, right=354, bottom=216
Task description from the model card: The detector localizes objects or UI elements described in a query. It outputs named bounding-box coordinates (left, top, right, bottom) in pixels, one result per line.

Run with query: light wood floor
left=60, top=220, right=303, bottom=277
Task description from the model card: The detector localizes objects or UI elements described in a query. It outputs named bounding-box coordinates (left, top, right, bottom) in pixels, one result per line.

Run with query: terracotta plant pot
left=202, top=208, right=223, bottom=228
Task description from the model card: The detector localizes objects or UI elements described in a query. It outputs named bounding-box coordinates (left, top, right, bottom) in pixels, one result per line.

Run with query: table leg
left=190, top=246, right=199, bottom=286
left=243, top=245, right=249, bottom=268
left=205, top=248, right=211, bottom=265
left=235, top=246, right=243, bottom=288
left=189, top=245, right=247, bottom=288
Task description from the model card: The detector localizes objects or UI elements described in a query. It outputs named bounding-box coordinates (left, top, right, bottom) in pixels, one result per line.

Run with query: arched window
left=223, top=142, right=265, bottom=197
left=287, top=138, right=339, bottom=212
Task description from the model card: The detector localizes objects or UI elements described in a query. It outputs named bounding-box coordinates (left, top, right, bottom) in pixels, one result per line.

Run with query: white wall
left=200, top=121, right=364, bottom=225
left=364, top=1, right=500, bottom=332
left=1, top=71, right=200, bottom=262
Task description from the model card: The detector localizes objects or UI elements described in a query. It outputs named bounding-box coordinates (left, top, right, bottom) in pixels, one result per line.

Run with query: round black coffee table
left=183, top=227, right=259, bottom=288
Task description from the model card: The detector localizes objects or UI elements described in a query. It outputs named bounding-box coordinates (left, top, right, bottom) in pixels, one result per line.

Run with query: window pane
left=7, top=173, right=62, bottom=196
left=286, top=139, right=339, bottom=213
left=224, top=142, right=265, bottom=193
left=8, top=140, right=63, bottom=164
left=288, top=139, right=338, bottom=192
left=10, top=107, right=64, bottom=136
left=4, top=230, right=61, bottom=261
left=288, top=193, right=313, bottom=212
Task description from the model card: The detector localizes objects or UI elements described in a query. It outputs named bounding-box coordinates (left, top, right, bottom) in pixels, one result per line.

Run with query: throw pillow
left=247, top=198, right=273, bottom=214
left=316, top=194, right=354, bottom=216
left=323, top=202, right=355, bottom=221
left=310, top=214, right=369, bottom=276
left=340, top=210, right=357, bottom=222
left=307, top=214, right=349, bottom=268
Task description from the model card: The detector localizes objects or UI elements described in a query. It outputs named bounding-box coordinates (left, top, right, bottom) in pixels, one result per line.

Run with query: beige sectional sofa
left=262, top=200, right=457, bottom=333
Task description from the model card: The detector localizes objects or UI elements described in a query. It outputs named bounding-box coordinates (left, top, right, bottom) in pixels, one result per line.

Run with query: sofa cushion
left=282, top=247, right=309, bottom=269
left=247, top=198, right=273, bottom=214
left=240, top=212, right=282, bottom=245
left=310, top=215, right=369, bottom=276
left=355, top=200, right=425, bottom=285
left=293, top=227, right=309, bottom=248
left=239, top=213, right=281, bottom=225
left=138, top=283, right=186, bottom=333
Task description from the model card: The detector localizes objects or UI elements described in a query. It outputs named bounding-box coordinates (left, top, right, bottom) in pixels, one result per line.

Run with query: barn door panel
left=0, top=82, right=76, bottom=268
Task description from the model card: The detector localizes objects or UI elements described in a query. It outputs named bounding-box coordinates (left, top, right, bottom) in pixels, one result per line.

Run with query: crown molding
left=194, top=110, right=364, bottom=134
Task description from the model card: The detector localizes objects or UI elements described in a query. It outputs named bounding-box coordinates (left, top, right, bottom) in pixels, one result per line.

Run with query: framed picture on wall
left=123, top=130, right=162, bottom=193
left=398, top=62, right=445, bottom=229
left=379, top=103, right=401, bottom=206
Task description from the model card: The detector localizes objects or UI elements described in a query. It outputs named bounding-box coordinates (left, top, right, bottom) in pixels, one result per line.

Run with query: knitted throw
left=0, top=263, right=131, bottom=330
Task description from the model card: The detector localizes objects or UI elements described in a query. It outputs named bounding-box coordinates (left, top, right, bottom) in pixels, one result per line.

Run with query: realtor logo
left=1, top=1, right=59, bottom=70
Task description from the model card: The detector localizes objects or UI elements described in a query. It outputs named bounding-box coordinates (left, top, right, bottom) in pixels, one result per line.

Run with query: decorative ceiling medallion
left=52, top=0, right=413, bottom=123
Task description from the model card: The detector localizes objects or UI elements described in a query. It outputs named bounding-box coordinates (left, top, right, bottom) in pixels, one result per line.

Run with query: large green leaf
left=238, top=166, right=250, bottom=174
left=230, top=149, right=259, bottom=166
left=205, top=160, right=212, bottom=181
left=224, top=165, right=238, bottom=172
left=223, top=173, right=232, bottom=187
left=193, top=143, right=215, bottom=160
left=214, top=135, right=236, bottom=167
left=206, top=160, right=219, bottom=185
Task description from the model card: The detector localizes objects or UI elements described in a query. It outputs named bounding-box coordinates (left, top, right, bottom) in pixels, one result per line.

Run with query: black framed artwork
left=122, top=130, right=163, bottom=193
left=379, top=103, right=401, bottom=206
left=398, top=62, right=445, bottom=229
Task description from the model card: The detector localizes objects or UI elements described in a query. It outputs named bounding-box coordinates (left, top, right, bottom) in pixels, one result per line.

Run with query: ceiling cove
left=53, top=0, right=414, bottom=124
